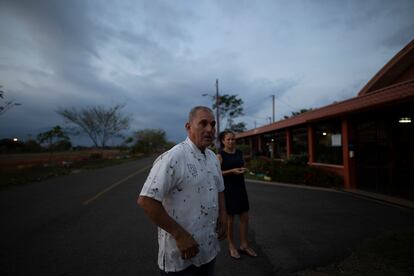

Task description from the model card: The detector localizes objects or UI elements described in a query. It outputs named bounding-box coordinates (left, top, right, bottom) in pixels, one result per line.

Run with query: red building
left=237, top=39, right=414, bottom=199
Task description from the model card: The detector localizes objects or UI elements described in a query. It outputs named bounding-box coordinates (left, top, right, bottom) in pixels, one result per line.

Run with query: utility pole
left=202, top=79, right=220, bottom=148
left=215, top=79, right=220, bottom=148
left=272, top=94, right=275, bottom=122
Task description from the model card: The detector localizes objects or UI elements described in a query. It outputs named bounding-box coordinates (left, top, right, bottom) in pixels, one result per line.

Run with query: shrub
left=285, top=154, right=308, bottom=166
left=248, top=157, right=275, bottom=175
left=247, top=156, right=343, bottom=188
left=304, top=167, right=343, bottom=188
left=23, top=140, right=42, bottom=153
left=89, top=153, right=103, bottom=160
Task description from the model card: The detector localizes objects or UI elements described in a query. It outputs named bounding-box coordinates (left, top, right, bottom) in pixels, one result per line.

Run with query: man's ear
left=185, top=122, right=190, bottom=131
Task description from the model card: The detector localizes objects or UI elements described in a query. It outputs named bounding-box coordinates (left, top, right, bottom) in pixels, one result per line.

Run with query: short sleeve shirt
left=140, top=137, right=225, bottom=272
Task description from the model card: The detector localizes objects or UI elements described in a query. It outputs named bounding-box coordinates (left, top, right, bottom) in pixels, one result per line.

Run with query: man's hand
left=216, top=212, right=227, bottom=240
left=138, top=196, right=199, bottom=260
left=175, top=231, right=199, bottom=260
left=216, top=192, right=227, bottom=240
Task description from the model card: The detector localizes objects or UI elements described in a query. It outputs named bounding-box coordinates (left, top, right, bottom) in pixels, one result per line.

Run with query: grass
left=295, top=230, right=414, bottom=276
left=0, top=155, right=145, bottom=189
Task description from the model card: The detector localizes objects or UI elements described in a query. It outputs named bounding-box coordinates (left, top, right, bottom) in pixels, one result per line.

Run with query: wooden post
left=307, top=125, right=314, bottom=164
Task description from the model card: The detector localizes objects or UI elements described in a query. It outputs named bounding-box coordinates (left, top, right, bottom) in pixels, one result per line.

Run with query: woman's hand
left=233, top=167, right=247, bottom=174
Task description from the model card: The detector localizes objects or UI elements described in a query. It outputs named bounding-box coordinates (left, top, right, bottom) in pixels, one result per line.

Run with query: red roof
left=237, top=79, right=414, bottom=139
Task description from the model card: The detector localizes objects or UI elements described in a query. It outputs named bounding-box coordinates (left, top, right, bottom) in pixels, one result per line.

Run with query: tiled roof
left=236, top=79, right=414, bottom=139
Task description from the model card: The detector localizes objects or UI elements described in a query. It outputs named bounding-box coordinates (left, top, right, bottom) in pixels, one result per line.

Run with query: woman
left=217, top=130, right=257, bottom=259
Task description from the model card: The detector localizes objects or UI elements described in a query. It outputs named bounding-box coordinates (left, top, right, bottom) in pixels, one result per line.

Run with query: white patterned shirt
left=140, top=137, right=225, bottom=272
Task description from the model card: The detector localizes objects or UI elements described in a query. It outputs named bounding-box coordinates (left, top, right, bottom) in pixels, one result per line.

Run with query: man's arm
left=215, top=191, right=227, bottom=240
left=137, top=196, right=199, bottom=259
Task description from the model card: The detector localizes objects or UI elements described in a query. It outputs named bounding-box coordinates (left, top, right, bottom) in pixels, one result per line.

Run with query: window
left=274, top=131, right=287, bottom=159
left=291, top=126, right=308, bottom=155
left=314, top=120, right=343, bottom=165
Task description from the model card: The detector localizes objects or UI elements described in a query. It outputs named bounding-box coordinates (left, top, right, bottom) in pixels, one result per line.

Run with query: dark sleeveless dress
left=220, top=149, right=250, bottom=215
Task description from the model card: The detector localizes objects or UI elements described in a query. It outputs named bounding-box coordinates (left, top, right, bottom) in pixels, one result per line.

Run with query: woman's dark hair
left=218, top=130, right=235, bottom=149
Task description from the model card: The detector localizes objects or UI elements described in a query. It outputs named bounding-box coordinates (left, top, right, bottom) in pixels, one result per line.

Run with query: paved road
left=1, top=157, right=413, bottom=275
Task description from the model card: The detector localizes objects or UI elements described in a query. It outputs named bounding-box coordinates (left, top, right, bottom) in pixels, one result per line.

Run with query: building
left=236, top=39, right=414, bottom=200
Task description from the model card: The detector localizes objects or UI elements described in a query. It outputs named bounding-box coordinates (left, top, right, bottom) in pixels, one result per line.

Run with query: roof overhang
left=237, top=80, right=414, bottom=139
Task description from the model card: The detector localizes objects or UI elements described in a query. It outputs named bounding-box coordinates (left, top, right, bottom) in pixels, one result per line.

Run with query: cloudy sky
left=1, top=0, right=413, bottom=145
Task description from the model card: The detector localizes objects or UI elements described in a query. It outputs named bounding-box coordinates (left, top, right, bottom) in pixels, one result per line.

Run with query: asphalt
left=244, top=179, right=414, bottom=274
left=1, top=160, right=413, bottom=275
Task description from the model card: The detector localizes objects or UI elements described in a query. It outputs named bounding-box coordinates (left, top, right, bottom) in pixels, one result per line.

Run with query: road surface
left=1, top=156, right=413, bottom=275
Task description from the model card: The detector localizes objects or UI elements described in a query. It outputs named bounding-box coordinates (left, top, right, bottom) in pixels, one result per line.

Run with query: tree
left=37, top=125, right=70, bottom=150
left=57, top=104, right=131, bottom=148
left=0, top=85, right=21, bottom=115
left=0, top=138, right=24, bottom=153
left=208, top=94, right=246, bottom=133
left=132, top=129, right=173, bottom=154
left=226, top=122, right=247, bottom=133
left=283, top=108, right=313, bottom=119
left=23, top=139, right=42, bottom=153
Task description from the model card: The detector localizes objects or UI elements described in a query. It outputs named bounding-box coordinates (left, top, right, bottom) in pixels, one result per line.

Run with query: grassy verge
left=0, top=155, right=145, bottom=189
left=295, top=230, right=414, bottom=276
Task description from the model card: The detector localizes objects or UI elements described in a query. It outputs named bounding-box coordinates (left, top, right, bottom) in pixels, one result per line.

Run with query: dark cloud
left=1, top=0, right=414, bottom=144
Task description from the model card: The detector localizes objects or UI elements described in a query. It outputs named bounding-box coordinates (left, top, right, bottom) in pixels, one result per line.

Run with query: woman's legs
left=239, top=212, right=249, bottom=249
left=226, top=214, right=240, bottom=258
left=239, top=212, right=257, bottom=257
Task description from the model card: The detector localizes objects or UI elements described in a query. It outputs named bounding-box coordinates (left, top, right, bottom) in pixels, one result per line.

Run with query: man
left=138, top=106, right=227, bottom=275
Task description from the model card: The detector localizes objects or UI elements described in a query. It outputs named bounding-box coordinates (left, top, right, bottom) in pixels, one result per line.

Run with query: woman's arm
left=217, top=153, right=246, bottom=176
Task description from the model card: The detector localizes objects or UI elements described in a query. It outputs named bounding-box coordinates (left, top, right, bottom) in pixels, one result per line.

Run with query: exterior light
left=322, top=132, right=327, bottom=136
left=398, top=117, right=411, bottom=123
left=13, top=137, right=18, bottom=142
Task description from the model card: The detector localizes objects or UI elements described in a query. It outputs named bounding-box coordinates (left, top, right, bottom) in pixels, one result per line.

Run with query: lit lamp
left=12, top=137, right=19, bottom=142
left=398, top=117, right=411, bottom=123
left=322, top=132, right=327, bottom=136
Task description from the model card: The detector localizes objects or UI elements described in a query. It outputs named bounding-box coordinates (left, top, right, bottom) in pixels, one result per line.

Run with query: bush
left=285, top=154, right=308, bottom=166
left=247, top=156, right=343, bottom=188
left=23, top=140, right=42, bottom=153
left=248, top=157, right=275, bottom=175
left=0, top=138, right=25, bottom=153
left=89, top=153, right=103, bottom=160
left=304, top=167, right=343, bottom=188
left=271, top=162, right=307, bottom=184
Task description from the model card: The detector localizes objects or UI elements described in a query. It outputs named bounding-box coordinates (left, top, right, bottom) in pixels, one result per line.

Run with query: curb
left=342, top=189, right=414, bottom=210
left=245, top=178, right=341, bottom=193
left=246, top=179, right=414, bottom=210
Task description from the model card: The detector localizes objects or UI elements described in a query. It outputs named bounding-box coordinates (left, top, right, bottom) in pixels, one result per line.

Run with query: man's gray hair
left=188, top=106, right=214, bottom=122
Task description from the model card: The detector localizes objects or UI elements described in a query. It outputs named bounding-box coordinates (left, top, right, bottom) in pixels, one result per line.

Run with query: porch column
left=342, top=118, right=356, bottom=189
left=257, top=136, right=262, bottom=154
left=307, top=124, right=315, bottom=164
left=286, top=129, right=292, bottom=159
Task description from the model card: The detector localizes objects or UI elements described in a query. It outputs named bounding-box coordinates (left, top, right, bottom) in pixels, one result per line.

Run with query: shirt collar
left=185, top=137, right=207, bottom=157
